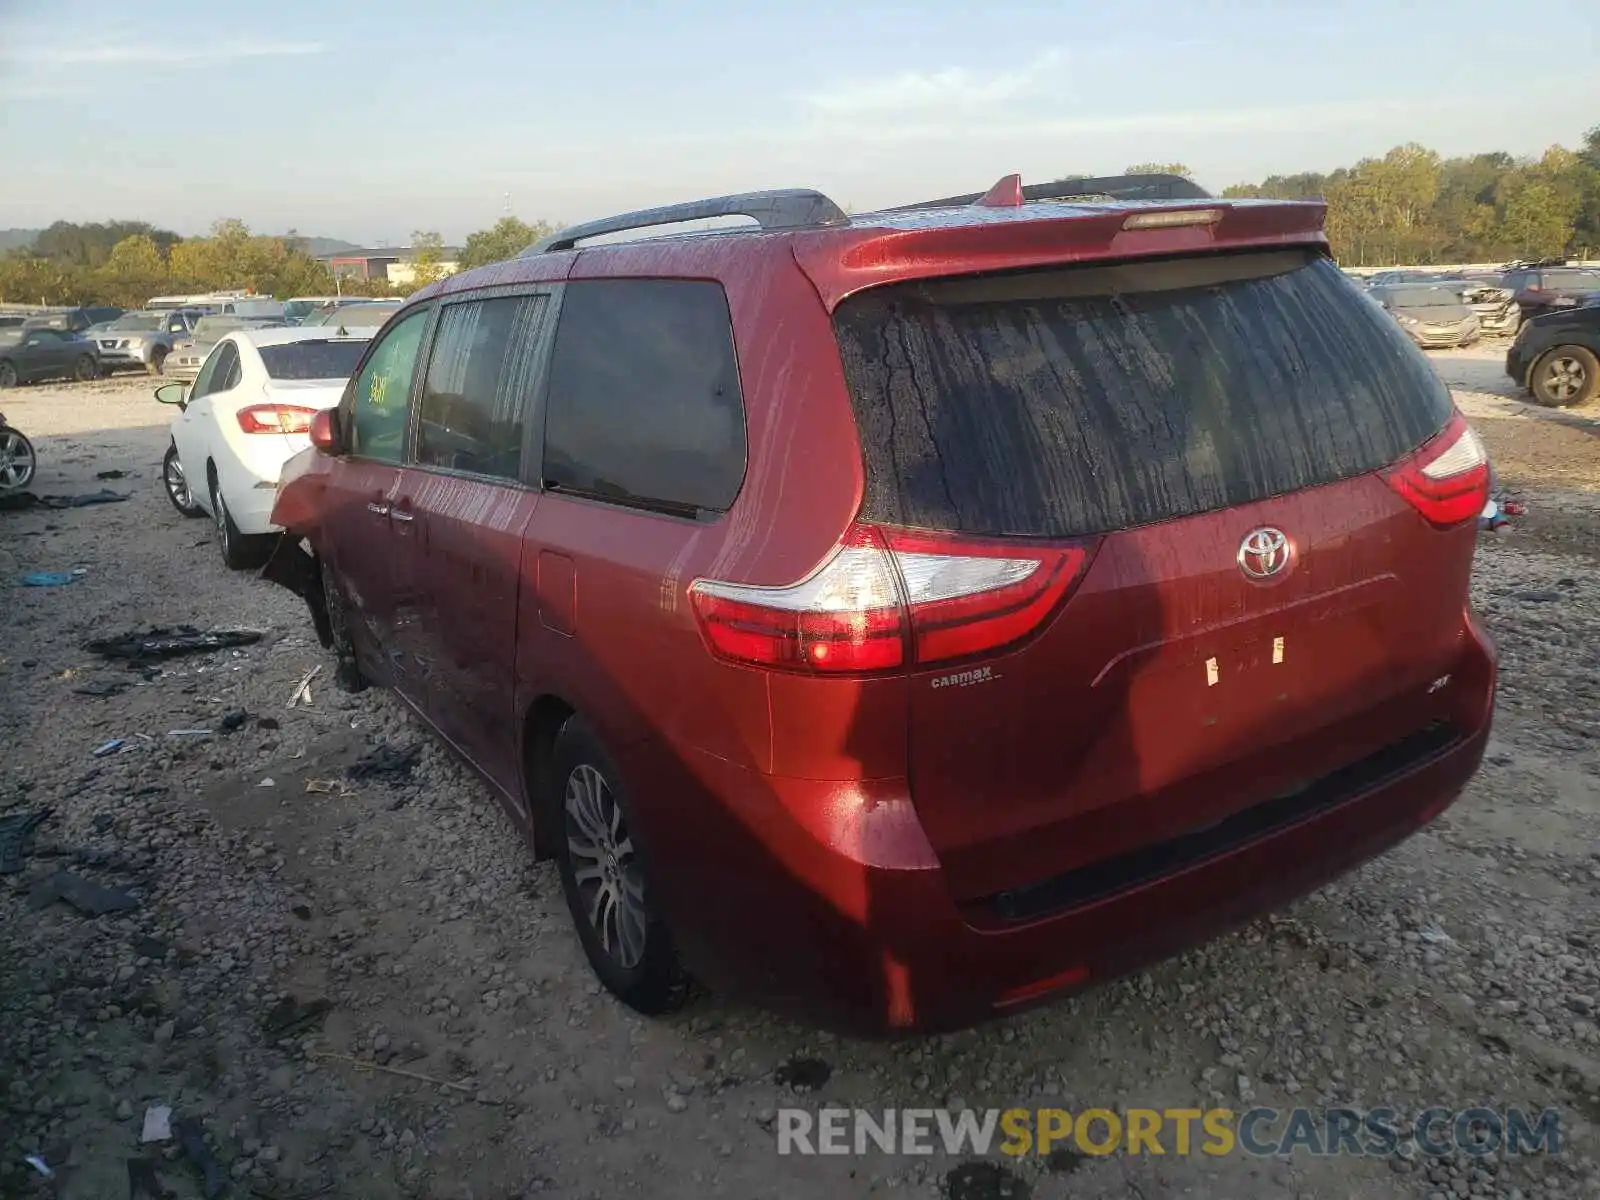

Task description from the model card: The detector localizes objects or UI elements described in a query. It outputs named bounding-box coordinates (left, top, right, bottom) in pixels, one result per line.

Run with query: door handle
left=390, top=509, right=414, bottom=523
left=366, top=501, right=390, bottom=516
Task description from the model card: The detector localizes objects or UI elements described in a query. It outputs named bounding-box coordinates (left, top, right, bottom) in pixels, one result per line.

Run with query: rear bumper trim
left=988, top=719, right=1458, bottom=922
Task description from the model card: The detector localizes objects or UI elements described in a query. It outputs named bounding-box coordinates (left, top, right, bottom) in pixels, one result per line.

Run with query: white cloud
left=1, top=39, right=326, bottom=68
left=801, top=50, right=1067, bottom=116
left=790, top=97, right=1463, bottom=146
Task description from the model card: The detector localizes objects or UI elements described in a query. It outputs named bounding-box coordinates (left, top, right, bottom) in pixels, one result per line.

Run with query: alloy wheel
left=1542, top=356, right=1588, bottom=404
left=563, top=763, right=648, bottom=970
left=165, top=453, right=192, bottom=509
left=0, top=429, right=35, bottom=489
left=211, top=478, right=232, bottom=557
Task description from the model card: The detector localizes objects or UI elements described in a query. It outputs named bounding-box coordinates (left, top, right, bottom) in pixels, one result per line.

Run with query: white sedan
left=156, top=327, right=371, bottom=569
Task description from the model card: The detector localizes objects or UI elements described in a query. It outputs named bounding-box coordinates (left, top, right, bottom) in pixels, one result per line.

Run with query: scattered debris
left=172, top=1116, right=227, bottom=1200
left=286, top=664, right=322, bottom=708
left=0, top=488, right=129, bottom=511
left=27, top=870, right=140, bottom=915
left=310, top=1049, right=476, bottom=1095
left=73, top=678, right=130, bottom=697
left=95, top=468, right=129, bottom=479
left=774, top=1056, right=832, bottom=1091
left=19, top=568, right=88, bottom=587
left=126, top=1157, right=174, bottom=1200
left=85, top=625, right=264, bottom=665
left=262, top=996, right=332, bottom=1037
left=346, top=743, right=421, bottom=782
left=0, top=808, right=50, bottom=874
left=22, top=1155, right=53, bottom=1179
left=167, top=729, right=213, bottom=738
left=93, top=738, right=126, bottom=757
left=258, top=777, right=276, bottom=788
left=141, top=1104, right=173, bottom=1143
left=257, top=716, right=281, bottom=731
left=945, top=1159, right=1031, bottom=1200
left=218, top=709, right=249, bottom=733
left=305, top=779, right=355, bottom=797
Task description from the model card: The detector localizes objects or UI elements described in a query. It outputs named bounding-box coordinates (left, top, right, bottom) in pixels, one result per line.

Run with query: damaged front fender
left=261, top=534, right=333, bottom=649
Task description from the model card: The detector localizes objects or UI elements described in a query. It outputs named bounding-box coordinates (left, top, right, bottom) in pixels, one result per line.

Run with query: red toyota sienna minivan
left=265, top=173, right=1497, bottom=1034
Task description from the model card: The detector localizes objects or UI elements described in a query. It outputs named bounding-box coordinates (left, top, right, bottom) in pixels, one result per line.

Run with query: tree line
left=0, top=216, right=556, bottom=309
left=4, top=128, right=1597, bottom=307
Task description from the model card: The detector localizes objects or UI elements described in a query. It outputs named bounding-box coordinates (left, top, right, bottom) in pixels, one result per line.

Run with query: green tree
left=406, top=230, right=449, bottom=288
left=459, top=216, right=557, bottom=269
left=1124, top=162, right=1194, bottom=178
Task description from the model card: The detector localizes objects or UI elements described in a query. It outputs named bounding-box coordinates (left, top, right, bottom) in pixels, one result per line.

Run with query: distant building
left=317, top=245, right=461, bottom=285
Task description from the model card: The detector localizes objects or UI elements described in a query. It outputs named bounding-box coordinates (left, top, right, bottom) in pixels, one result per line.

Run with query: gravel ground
left=1, top=349, right=1597, bottom=1200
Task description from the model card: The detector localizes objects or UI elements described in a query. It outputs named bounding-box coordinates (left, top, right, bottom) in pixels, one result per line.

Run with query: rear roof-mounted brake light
left=1380, top=412, right=1489, bottom=529
left=689, top=524, right=1095, bottom=674
left=1122, top=208, right=1222, bottom=230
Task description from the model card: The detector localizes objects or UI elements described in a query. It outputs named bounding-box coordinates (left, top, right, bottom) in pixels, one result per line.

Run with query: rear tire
left=1529, top=346, right=1599, bottom=408
left=209, top=473, right=272, bottom=570
left=74, top=354, right=98, bottom=382
left=321, top=565, right=369, bottom=692
left=551, top=716, right=689, bottom=1016
left=162, top=443, right=205, bottom=516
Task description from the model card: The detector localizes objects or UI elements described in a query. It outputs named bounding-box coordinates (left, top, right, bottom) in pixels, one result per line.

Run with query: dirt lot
left=1, top=346, right=1597, bottom=1200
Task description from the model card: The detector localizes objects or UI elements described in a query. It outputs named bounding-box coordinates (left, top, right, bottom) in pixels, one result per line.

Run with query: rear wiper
left=541, top=479, right=712, bottom=522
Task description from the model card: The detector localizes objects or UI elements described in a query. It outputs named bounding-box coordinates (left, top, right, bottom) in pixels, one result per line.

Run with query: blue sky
left=2, top=0, right=1597, bottom=243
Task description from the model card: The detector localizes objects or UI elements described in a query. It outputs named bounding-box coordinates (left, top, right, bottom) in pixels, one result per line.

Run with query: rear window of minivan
left=834, top=250, right=1454, bottom=539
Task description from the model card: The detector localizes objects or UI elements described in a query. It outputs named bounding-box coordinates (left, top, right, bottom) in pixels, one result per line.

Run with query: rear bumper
left=632, top=619, right=1497, bottom=1035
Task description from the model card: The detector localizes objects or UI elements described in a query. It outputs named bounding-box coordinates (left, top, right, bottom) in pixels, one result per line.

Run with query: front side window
left=349, top=306, right=430, bottom=462
left=542, top=279, right=747, bottom=515
left=415, top=294, right=548, bottom=481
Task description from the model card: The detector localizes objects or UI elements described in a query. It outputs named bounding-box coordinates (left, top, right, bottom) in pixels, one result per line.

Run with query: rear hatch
left=832, top=248, right=1485, bottom=904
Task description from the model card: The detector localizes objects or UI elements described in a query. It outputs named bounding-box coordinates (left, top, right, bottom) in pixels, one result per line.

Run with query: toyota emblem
left=1237, top=527, right=1292, bottom=580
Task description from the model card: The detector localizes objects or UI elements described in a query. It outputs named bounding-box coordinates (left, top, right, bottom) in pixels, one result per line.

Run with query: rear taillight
left=688, top=523, right=1093, bottom=674
left=237, top=404, right=318, bottom=435
left=1380, top=412, right=1490, bottom=529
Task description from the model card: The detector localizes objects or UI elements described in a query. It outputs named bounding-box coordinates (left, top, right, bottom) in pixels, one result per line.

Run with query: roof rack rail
left=523, top=189, right=850, bottom=255
left=884, top=172, right=1212, bottom=213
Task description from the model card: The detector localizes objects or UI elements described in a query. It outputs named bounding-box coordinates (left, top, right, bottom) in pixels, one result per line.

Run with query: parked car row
left=143, top=175, right=1503, bottom=1034
left=1347, top=260, right=1600, bottom=345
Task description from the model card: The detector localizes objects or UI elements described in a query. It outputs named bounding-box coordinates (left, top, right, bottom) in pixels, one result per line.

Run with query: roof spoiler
left=883, top=173, right=1212, bottom=212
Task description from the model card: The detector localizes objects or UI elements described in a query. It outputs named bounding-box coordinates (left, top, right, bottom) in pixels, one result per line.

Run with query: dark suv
left=1499, top=264, right=1600, bottom=320
left=265, top=173, right=1498, bottom=1033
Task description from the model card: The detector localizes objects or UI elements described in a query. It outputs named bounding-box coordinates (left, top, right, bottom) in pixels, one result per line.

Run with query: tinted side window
left=542, top=280, right=746, bottom=514
left=416, top=294, right=548, bottom=481
left=349, top=307, right=430, bottom=463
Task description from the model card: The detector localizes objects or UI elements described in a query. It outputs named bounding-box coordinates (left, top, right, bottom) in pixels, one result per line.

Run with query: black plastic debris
left=27, top=870, right=140, bottom=915
left=262, top=995, right=332, bottom=1037
left=257, top=716, right=281, bottom=731
left=0, top=808, right=50, bottom=874
left=127, top=1156, right=175, bottom=1199
left=96, top=469, right=129, bottom=480
left=85, top=625, right=264, bottom=665
left=172, top=1117, right=226, bottom=1200
left=946, top=1160, right=1031, bottom=1200
left=218, top=709, right=249, bottom=733
left=74, top=679, right=131, bottom=698
left=773, top=1056, right=832, bottom=1091
left=346, top=743, right=422, bottom=782
left=0, top=488, right=129, bottom=511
